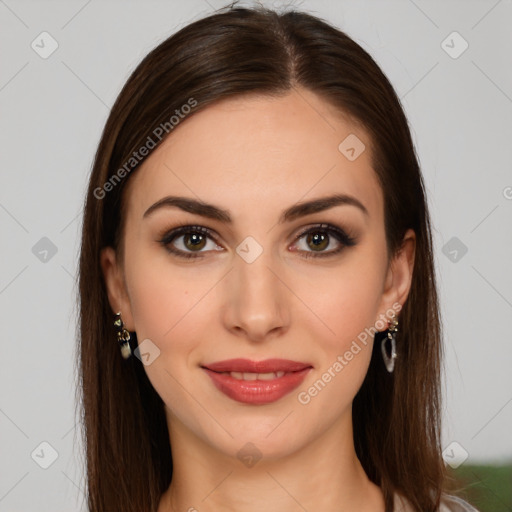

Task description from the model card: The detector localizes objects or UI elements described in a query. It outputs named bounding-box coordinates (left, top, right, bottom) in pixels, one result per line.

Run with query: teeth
left=224, top=371, right=286, bottom=380
left=257, top=372, right=276, bottom=380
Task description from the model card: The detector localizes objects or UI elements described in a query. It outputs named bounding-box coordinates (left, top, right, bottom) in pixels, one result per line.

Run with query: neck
left=158, top=407, right=385, bottom=512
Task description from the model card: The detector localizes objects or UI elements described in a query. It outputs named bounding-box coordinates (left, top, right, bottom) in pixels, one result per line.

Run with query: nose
left=222, top=248, right=290, bottom=343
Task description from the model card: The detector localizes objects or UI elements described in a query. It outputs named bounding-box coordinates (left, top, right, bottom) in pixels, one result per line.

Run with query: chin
left=197, top=411, right=314, bottom=463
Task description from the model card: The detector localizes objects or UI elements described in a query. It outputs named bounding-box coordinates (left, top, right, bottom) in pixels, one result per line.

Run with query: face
left=101, top=88, right=414, bottom=462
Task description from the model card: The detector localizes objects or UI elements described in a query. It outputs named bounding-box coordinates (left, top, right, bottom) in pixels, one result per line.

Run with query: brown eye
left=159, top=225, right=222, bottom=259
left=183, top=232, right=207, bottom=251
left=305, top=232, right=329, bottom=252
left=293, top=223, right=357, bottom=259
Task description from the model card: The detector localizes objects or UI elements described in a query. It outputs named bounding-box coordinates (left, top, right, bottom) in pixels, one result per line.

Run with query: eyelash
left=158, top=223, right=357, bottom=260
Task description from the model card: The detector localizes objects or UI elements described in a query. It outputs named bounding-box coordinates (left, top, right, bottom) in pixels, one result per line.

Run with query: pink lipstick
left=202, top=358, right=312, bottom=405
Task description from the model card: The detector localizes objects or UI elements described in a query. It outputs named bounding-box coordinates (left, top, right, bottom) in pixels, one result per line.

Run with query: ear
left=375, top=228, right=416, bottom=329
left=100, top=246, right=135, bottom=331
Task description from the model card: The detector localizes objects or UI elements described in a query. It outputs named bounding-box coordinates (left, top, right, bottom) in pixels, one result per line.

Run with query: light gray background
left=1, top=0, right=511, bottom=510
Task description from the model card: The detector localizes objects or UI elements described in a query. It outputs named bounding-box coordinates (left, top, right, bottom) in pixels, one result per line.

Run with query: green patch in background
left=446, top=462, right=512, bottom=512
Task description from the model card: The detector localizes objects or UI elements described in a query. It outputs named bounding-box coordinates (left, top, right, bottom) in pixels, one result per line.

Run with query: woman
left=77, top=5, right=479, bottom=511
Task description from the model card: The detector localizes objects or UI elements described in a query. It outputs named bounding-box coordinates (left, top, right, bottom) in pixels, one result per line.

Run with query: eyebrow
left=142, top=193, right=369, bottom=223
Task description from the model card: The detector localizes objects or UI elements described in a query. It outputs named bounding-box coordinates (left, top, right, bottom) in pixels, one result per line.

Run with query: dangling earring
left=114, top=311, right=132, bottom=359
left=381, top=312, right=398, bottom=373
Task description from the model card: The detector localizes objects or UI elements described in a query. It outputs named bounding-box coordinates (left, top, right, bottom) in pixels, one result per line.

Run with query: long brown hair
left=77, top=5, right=448, bottom=511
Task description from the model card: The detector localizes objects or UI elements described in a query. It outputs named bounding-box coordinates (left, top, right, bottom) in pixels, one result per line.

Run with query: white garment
left=439, top=494, right=480, bottom=512
left=394, top=492, right=479, bottom=511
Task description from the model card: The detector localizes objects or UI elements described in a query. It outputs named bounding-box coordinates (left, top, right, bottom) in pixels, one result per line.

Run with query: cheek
left=124, top=253, right=214, bottom=420
left=124, top=246, right=224, bottom=370
left=294, top=267, right=383, bottom=417
left=296, top=257, right=385, bottom=352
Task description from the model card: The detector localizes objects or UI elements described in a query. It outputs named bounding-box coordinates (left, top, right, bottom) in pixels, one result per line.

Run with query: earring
left=381, top=312, right=398, bottom=373
left=114, top=311, right=132, bottom=359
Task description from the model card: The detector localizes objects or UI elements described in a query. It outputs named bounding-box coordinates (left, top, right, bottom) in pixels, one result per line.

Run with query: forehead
left=123, top=89, right=382, bottom=223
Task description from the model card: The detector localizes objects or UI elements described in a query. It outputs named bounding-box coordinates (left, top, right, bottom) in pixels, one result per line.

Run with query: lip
left=202, top=358, right=313, bottom=405
left=203, top=358, right=312, bottom=373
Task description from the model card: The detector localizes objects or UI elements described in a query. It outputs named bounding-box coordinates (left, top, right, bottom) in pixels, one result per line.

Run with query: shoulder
left=439, top=493, right=480, bottom=512
left=393, top=492, right=480, bottom=512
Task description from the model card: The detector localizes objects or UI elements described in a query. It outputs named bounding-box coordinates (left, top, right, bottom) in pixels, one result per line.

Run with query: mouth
left=201, top=358, right=313, bottom=405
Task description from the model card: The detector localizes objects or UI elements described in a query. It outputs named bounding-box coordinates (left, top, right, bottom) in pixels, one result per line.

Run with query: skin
left=101, top=87, right=415, bottom=512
